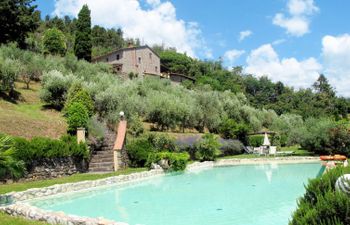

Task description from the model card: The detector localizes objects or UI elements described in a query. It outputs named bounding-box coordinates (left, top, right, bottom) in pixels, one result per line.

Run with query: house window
left=155, top=66, right=158, bottom=72
left=138, top=57, right=141, bottom=64
left=149, top=53, right=152, bottom=59
left=112, top=64, right=122, bottom=74
left=116, top=54, right=120, bottom=60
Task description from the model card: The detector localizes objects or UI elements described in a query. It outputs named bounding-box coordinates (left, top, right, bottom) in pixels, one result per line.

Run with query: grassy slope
left=0, top=82, right=67, bottom=139
left=0, top=168, right=146, bottom=194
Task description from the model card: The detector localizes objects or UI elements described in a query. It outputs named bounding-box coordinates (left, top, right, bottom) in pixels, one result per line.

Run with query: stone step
left=90, top=158, right=114, bottom=163
left=90, top=154, right=113, bottom=160
left=88, top=167, right=114, bottom=172
left=88, top=128, right=117, bottom=173
left=89, top=162, right=114, bottom=167
left=92, top=151, right=114, bottom=156
left=89, top=164, right=114, bottom=170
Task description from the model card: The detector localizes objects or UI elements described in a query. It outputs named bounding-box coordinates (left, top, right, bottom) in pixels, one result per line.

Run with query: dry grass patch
left=0, top=82, right=67, bottom=139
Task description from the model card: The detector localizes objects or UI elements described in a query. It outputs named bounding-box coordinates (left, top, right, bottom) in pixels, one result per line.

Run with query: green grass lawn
left=0, top=168, right=146, bottom=195
left=0, top=212, right=49, bottom=225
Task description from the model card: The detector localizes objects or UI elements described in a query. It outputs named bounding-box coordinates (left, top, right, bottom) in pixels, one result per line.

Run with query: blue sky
left=35, top=0, right=350, bottom=96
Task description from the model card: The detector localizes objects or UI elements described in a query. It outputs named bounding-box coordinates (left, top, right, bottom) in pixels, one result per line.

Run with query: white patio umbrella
left=263, top=132, right=271, bottom=146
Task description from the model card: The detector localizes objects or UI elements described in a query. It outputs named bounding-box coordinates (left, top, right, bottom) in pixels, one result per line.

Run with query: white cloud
left=223, top=49, right=245, bottom=68
left=273, top=0, right=319, bottom=37
left=322, top=34, right=350, bottom=96
left=53, top=0, right=209, bottom=57
left=146, top=0, right=161, bottom=7
left=239, top=30, right=252, bottom=42
left=272, top=39, right=286, bottom=45
left=287, top=0, right=318, bottom=15
left=244, top=44, right=321, bottom=89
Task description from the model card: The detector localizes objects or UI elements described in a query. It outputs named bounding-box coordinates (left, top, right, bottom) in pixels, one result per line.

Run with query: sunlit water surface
left=29, top=163, right=322, bottom=225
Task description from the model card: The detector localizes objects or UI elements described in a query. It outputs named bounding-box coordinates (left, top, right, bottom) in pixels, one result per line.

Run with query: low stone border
left=186, top=156, right=320, bottom=172
left=0, top=156, right=320, bottom=225
left=3, top=203, right=127, bottom=225
left=0, top=169, right=164, bottom=225
left=1, top=169, right=164, bottom=205
left=214, top=156, right=320, bottom=167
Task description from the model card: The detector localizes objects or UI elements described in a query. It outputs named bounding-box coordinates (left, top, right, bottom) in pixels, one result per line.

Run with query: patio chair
left=269, top=146, right=277, bottom=156
left=244, top=146, right=254, bottom=154
left=253, top=147, right=262, bottom=154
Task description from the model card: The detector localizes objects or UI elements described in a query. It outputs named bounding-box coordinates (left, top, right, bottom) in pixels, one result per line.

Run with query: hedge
left=147, top=152, right=190, bottom=171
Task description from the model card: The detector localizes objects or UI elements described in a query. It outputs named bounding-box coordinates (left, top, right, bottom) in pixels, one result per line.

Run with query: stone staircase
left=88, top=130, right=116, bottom=173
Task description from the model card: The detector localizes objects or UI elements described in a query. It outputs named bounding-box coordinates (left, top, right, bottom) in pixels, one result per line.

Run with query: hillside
left=0, top=82, right=67, bottom=139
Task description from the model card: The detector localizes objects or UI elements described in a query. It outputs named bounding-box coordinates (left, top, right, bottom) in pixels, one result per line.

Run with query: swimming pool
left=29, top=163, right=321, bottom=225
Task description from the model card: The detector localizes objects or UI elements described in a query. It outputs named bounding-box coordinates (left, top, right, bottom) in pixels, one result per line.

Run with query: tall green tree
left=43, top=28, right=66, bottom=56
left=74, top=4, right=92, bottom=61
left=313, top=74, right=335, bottom=97
left=313, top=74, right=337, bottom=116
left=0, top=0, right=40, bottom=48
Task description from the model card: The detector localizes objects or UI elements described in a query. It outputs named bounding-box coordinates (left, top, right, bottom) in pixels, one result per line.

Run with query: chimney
left=128, top=42, right=134, bottom=48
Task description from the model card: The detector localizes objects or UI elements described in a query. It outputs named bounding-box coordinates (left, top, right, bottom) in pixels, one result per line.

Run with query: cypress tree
left=74, top=4, right=92, bottom=61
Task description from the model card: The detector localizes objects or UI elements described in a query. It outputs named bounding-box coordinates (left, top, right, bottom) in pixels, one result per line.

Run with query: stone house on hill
left=92, top=45, right=161, bottom=77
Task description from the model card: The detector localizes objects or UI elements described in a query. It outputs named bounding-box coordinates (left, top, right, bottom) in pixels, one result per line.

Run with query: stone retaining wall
left=22, top=158, right=88, bottom=181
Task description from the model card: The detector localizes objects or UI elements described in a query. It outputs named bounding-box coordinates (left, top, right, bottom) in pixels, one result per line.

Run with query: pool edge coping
left=1, top=156, right=321, bottom=225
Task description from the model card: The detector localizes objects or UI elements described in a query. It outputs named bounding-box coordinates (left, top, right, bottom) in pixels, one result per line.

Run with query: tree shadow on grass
left=41, top=104, right=63, bottom=112
left=0, top=90, right=22, bottom=104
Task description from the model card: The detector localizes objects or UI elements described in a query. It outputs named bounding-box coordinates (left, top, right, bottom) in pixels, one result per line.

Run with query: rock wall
left=23, top=157, right=88, bottom=181
left=116, top=147, right=129, bottom=169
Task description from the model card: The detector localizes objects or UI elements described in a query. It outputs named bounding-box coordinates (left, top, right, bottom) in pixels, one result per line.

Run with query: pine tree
left=74, top=4, right=92, bottom=61
left=0, top=0, right=40, bottom=48
left=313, top=74, right=335, bottom=97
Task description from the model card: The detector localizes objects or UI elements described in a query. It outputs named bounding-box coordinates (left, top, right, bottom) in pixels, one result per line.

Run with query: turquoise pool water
left=29, top=163, right=322, bottom=225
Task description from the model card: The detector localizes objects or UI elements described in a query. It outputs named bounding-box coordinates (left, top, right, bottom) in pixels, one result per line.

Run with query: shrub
left=147, top=152, right=189, bottom=171
left=220, top=139, right=244, bottom=156
left=87, top=116, right=106, bottom=142
left=66, top=102, right=89, bottom=134
left=0, top=58, right=21, bottom=96
left=43, top=28, right=67, bottom=56
left=60, top=135, right=89, bottom=159
left=126, top=138, right=155, bottom=167
left=290, top=166, right=350, bottom=225
left=298, top=118, right=350, bottom=156
left=40, top=70, right=75, bottom=109
left=13, top=135, right=89, bottom=166
left=248, top=135, right=264, bottom=147
left=147, top=132, right=177, bottom=152
left=64, top=83, right=94, bottom=116
left=0, top=135, right=26, bottom=180
left=128, top=114, right=144, bottom=137
left=195, top=133, right=220, bottom=161
left=219, top=118, right=237, bottom=139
